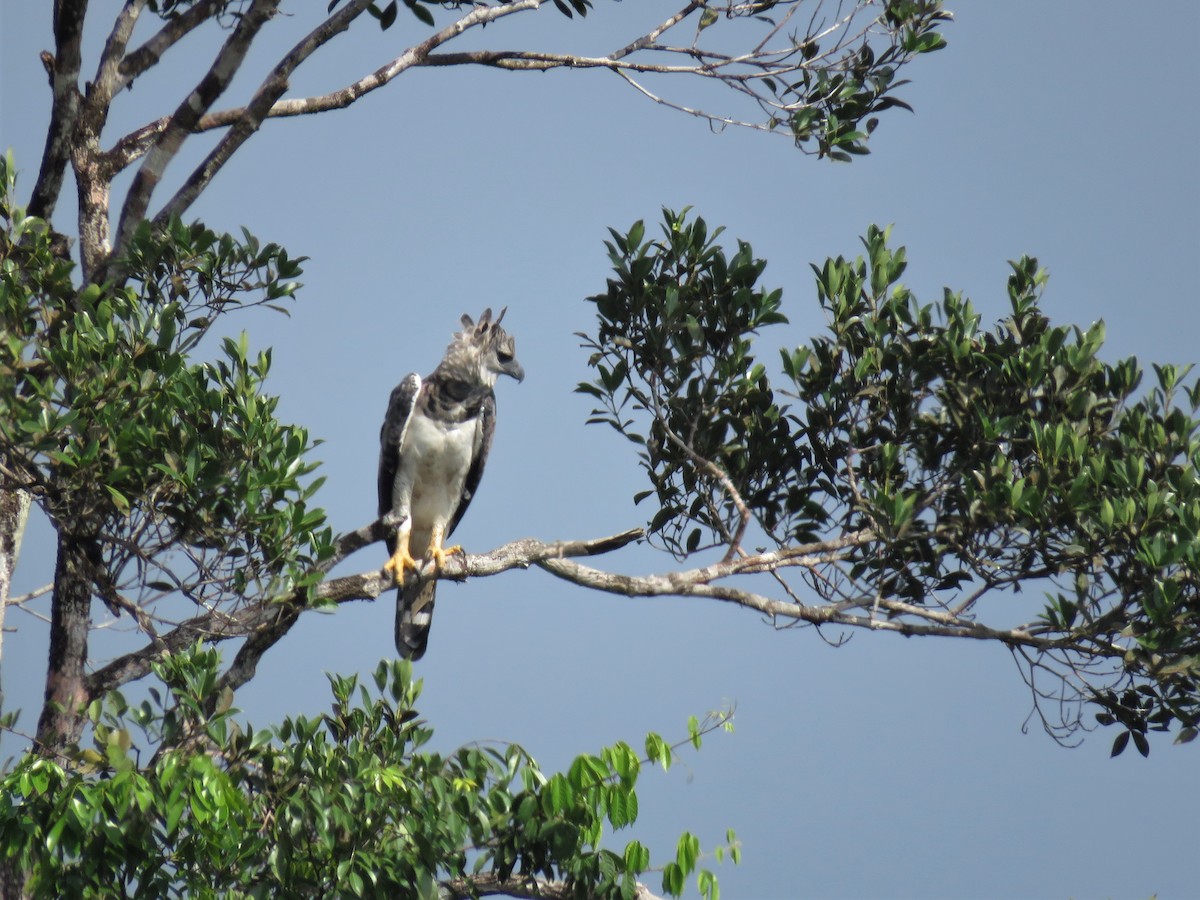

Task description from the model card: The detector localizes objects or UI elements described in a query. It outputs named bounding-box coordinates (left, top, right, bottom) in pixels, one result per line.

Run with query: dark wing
left=446, top=390, right=496, bottom=538
left=378, top=373, right=421, bottom=523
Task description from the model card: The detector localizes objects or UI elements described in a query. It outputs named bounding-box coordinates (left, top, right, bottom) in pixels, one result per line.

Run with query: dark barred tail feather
left=396, top=582, right=436, bottom=660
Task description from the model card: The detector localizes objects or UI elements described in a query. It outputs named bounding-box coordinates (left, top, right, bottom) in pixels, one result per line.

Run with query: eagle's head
left=446, top=308, right=525, bottom=387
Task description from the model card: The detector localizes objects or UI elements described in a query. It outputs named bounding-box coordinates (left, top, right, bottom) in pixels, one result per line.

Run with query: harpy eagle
left=378, top=308, right=524, bottom=659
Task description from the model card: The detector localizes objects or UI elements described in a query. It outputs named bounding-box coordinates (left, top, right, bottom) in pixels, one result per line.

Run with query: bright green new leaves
left=582, top=210, right=1200, bottom=751
left=0, top=647, right=732, bottom=899
left=0, top=155, right=331, bottom=606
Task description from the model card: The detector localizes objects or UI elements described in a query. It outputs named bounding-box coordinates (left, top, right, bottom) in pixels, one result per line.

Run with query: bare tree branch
left=58, top=0, right=151, bottom=277
left=98, top=1, right=228, bottom=177
left=3, top=584, right=52, bottom=608
left=97, top=0, right=944, bottom=219
left=85, top=525, right=644, bottom=698
left=183, top=1, right=743, bottom=131
left=613, top=69, right=777, bottom=135
left=28, top=0, right=89, bottom=221
left=151, top=1, right=827, bottom=135
left=119, top=0, right=225, bottom=87
left=78, top=502, right=1121, bottom=713
left=105, top=0, right=546, bottom=241
left=91, top=0, right=148, bottom=110
left=191, top=0, right=545, bottom=131
left=113, top=0, right=281, bottom=258
left=534, top=547, right=1127, bottom=657
left=150, top=0, right=377, bottom=228
left=609, top=0, right=703, bottom=61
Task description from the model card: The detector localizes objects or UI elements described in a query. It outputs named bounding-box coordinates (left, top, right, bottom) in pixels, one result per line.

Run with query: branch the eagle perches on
left=83, top=511, right=1112, bottom=712
left=82, top=519, right=644, bottom=700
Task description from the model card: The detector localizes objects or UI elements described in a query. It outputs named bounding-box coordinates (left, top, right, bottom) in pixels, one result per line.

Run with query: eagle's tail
left=396, top=581, right=436, bottom=660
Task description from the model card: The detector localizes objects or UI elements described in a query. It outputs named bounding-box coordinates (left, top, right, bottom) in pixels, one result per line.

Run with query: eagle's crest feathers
left=439, top=307, right=523, bottom=389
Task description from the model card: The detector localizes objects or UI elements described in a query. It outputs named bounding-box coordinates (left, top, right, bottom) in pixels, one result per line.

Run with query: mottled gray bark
left=34, top=532, right=94, bottom=754
left=0, top=484, right=31, bottom=711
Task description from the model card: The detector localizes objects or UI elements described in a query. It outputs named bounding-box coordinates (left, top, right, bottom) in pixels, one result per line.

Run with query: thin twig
left=4, top=584, right=53, bottom=606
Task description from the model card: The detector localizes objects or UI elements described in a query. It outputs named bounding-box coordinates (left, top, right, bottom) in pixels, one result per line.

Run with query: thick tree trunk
left=0, top=855, right=28, bottom=898
left=34, top=531, right=94, bottom=755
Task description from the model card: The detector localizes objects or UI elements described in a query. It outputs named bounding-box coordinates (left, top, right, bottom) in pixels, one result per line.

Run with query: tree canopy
left=578, top=209, right=1200, bottom=750
left=2, top=1, right=1197, bottom=898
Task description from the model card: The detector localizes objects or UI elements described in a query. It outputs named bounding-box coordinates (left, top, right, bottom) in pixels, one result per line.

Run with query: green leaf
left=662, top=861, right=684, bottom=896
left=627, top=219, right=645, bottom=250
left=915, top=32, right=947, bottom=53
left=105, top=485, right=131, bottom=515
left=407, top=0, right=434, bottom=26
left=624, top=839, right=650, bottom=873
left=1110, top=731, right=1130, bottom=757
left=379, top=0, right=397, bottom=29
left=1131, top=731, right=1150, bottom=758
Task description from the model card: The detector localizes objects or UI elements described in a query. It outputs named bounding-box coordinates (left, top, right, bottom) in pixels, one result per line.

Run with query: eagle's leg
left=426, top=522, right=465, bottom=570
left=384, top=520, right=419, bottom=583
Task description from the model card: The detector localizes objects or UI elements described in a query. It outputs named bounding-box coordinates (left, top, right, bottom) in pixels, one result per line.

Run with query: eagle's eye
left=497, top=350, right=513, bottom=363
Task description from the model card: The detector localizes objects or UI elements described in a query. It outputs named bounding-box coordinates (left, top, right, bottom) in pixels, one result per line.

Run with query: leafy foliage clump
left=580, top=208, right=809, bottom=557
left=0, top=154, right=332, bottom=609
left=0, top=647, right=735, bottom=899
left=580, top=209, right=1200, bottom=750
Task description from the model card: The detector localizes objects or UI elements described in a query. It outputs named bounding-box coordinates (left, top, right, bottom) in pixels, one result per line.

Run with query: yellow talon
left=384, top=531, right=419, bottom=583
left=429, top=543, right=465, bottom=570
left=425, top=523, right=465, bottom=571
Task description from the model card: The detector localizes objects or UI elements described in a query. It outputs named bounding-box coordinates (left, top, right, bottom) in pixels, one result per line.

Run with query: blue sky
left=3, top=2, right=1199, bottom=897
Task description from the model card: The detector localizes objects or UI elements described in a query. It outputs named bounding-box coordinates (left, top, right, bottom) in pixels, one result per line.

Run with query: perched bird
left=377, top=309, right=524, bottom=659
